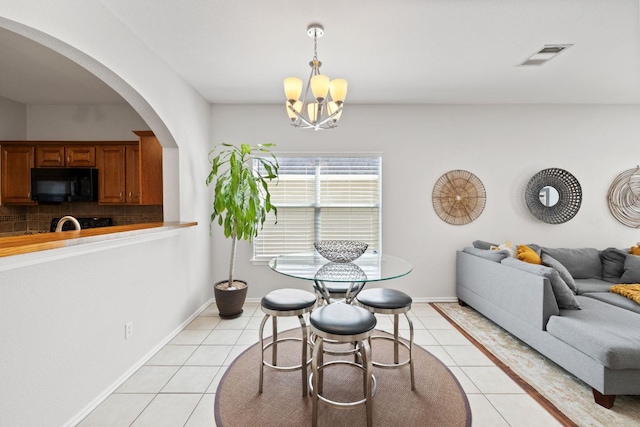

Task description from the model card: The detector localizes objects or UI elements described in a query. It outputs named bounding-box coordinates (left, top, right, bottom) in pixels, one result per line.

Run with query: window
left=253, top=156, right=381, bottom=260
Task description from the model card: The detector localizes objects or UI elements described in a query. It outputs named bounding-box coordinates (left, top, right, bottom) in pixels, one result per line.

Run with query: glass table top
left=269, top=252, right=413, bottom=282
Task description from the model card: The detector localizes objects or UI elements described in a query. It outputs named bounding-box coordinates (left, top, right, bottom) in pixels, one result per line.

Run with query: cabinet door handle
left=67, top=156, right=70, bottom=164
left=58, top=155, right=62, bottom=164
left=128, top=191, right=132, bottom=200
left=119, top=192, right=123, bottom=200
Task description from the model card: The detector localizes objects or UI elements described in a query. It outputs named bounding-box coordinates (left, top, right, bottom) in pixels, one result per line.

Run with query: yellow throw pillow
left=517, top=245, right=542, bottom=265
left=629, top=245, right=640, bottom=256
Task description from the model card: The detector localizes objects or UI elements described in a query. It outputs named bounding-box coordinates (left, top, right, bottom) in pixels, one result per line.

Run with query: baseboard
left=63, top=297, right=215, bottom=427
left=243, top=297, right=458, bottom=304
left=412, top=297, right=458, bottom=303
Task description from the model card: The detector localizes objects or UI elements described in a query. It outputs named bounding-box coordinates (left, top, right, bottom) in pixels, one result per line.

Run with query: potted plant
left=206, top=142, right=279, bottom=318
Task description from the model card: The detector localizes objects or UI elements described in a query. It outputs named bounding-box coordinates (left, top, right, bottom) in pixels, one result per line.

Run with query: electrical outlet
left=125, top=321, right=133, bottom=340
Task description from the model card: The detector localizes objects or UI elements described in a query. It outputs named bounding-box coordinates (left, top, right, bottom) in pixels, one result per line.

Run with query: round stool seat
left=356, top=288, right=412, bottom=310
left=325, top=283, right=349, bottom=293
left=261, top=288, right=317, bottom=311
left=310, top=303, right=376, bottom=336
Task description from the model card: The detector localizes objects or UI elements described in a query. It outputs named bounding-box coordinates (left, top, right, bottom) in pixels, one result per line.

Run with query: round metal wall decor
left=525, top=168, right=582, bottom=224
left=432, top=170, right=486, bottom=225
left=607, top=166, right=640, bottom=228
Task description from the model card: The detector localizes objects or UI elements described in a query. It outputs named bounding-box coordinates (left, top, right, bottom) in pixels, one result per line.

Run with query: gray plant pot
left=214, top=279, right=248, bottom=319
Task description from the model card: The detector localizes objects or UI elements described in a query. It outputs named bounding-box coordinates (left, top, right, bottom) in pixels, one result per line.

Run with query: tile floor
left=77, top=302, right=563, bottom=427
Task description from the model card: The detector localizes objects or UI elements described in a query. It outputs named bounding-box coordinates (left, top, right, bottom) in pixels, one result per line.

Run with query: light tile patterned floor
left=76, top=302, right=563, bottom=427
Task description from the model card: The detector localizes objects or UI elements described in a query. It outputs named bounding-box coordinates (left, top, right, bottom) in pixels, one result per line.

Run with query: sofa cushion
left=620, top=254, right=640, bottom=283
left=540, top=247, right=602, bottom=279
left=501, top=257, right=581, bottom=309
left=582, top=292, right=640, bottom=315
left=574, top=278, right=612, bottom=295
left=462, top=247, right=511, bottom=262
left=546, top=296, right=640, bottom=369
left=472, top=240, right=497, bottom=250
left=541, top=253, right=577, bottom=294
left=600, top=247, right=627, bottom=283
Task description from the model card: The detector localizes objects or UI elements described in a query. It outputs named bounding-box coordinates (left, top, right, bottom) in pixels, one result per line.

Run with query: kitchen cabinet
left=96, top=145, right=128, bottom=204
left=96, top=131, right=162, bottom=205
left=1, top=145, right=36, bottom=205
left=133, top=131, right=163, bottom=205
left=35, top=145, right=96, bottom=167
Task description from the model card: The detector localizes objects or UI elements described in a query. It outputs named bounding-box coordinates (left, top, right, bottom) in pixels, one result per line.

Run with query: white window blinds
left=253, top=156, right=381, bottom=260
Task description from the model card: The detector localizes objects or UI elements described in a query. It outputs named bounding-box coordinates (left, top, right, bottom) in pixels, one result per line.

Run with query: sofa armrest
left=456, top=251, right=560, bottom=330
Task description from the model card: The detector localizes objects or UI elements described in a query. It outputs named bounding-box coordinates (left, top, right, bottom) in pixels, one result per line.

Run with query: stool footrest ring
left=369, top=335, right=412, bottom=368
left=308, top=360, right=377, bottom=408
left=262, top=337, right=311, bottom=371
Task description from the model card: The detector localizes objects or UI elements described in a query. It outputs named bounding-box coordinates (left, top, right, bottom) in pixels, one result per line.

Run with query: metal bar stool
left=309, top=303, right=378, bottom=427
left=355, top=288, right=415, bottom=390
left=259, top=288, right=317, bottom=396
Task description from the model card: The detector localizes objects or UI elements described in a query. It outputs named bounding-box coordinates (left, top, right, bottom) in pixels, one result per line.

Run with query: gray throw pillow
left=620, top=255, right=640, bottom=284
left=541, top=253, right=577, bottom=294
left=463, top=247, right=510, bottom=262
left=540, top=247, right=602, bottom=279
left=472, top=240, right=498, bottom=250
left=501, top=257, right=581, bottom=309
left=600, top=247, right=627, bottom=282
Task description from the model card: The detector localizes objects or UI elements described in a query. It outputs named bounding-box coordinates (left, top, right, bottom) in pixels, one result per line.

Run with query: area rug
left=215, top=329, right=471, bottom=427
left=433, top=302, right=640, bottom=427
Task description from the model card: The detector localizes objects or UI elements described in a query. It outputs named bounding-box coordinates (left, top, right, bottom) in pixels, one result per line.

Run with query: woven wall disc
left=608, top=166, right=640, bottom=228
left=525, top=168, right=582, bottom=224
left=432, top=170, right=486, bottom=225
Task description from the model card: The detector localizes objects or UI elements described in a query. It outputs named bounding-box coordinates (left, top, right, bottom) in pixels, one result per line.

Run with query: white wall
left=211, top=104, right=640, bottom=301
left=0, top=95, right=26, bottom=139
left=0, top=229, right=200, bottom=426
left=26, top=103, right=149, bottom=140
left=0, top=2, right=213, bottom=426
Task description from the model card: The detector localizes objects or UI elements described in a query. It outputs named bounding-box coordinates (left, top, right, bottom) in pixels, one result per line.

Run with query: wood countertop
left=0, top=222, right=197, bottom=258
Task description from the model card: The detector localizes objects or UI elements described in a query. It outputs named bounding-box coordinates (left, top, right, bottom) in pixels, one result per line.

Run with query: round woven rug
left=215, top=329, right=471, bottom=427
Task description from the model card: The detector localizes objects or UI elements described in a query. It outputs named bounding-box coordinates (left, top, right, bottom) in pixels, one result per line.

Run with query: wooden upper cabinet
left=35, top=145, right=96, bottom=167
left=67, top=146, right=96, bottom=167
left=125, top=145, right=140, bottom=204
left=1, top=145, right=36, bottom=205
left=96, top=145, right=126, bottom=204
left=134, top=131, right=163, bottom=205
left=35, top=146, right=64, bottom=167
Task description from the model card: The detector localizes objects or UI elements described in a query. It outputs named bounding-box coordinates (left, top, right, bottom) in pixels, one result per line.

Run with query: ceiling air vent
left=519, top=44, right=573, bottom=66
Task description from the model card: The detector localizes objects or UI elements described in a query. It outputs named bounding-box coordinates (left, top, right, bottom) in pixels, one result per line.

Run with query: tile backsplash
left=0, top=202, right=163, bottom=233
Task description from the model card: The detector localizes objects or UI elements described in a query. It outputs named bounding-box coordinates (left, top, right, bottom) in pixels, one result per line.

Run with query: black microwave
left=31, top=168, right=98, bottom=203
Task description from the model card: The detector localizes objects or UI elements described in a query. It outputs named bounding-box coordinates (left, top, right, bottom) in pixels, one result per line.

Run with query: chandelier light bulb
left=329, top=79, right=348, bottom=104
left=284, top=77, right=303, bottom=102
left=310, top=75, right=330, bottom=101
left=307, top=103, right=320, bottom=124
left=327, top=101, right=342, bottom=122
left=286, top=100, right=303, bottom=121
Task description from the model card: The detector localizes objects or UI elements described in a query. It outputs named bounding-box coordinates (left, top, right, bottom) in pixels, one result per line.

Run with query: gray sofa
left=456, top=244, right=640, bottom=408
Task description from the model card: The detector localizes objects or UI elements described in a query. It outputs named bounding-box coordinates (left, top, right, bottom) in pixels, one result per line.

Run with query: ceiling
left=2, top=0, right=640, bottom=105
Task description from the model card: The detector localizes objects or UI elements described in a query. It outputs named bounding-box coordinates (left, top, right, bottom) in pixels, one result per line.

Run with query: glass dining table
left=269, top=252, right=413, bottom=304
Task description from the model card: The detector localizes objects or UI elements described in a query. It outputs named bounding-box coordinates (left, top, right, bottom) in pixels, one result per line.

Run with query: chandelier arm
left=287, top=103, right=315, bottom=127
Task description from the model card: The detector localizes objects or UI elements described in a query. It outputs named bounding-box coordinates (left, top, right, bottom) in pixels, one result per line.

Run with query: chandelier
left=284, top=24, right=348, bottom=131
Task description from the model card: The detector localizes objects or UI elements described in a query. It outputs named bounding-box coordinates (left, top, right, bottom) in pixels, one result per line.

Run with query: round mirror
left=525, top=168, right=582, bottom=224
left=539, top=186, right=559, bottom=207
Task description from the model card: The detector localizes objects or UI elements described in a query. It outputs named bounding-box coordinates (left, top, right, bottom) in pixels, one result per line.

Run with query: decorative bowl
left=314, top=240, right=368, bottom=263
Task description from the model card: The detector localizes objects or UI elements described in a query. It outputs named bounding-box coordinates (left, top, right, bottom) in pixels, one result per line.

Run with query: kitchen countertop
left=0, top=222, right=197, bottom=258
